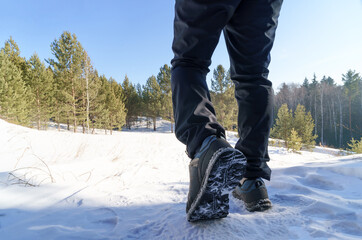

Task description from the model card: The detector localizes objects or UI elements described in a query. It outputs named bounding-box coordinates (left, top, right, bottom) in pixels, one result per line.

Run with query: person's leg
left=223, top=0, right=283, bottom=180
left=171, top=0, right=241, bottom=158
left=171, top=0, right=247, bottom=221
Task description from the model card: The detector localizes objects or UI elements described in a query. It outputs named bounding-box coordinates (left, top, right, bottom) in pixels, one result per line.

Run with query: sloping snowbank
left=0, top=119, right=361, bottom=239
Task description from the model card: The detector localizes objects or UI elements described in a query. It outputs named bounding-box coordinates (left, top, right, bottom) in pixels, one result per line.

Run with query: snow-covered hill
left=0, top=119, right=361, bottom=239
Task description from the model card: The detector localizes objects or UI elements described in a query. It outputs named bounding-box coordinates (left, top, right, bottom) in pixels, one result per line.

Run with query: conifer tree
left=93, top=75, right=109, bottom=132
left=79, top=51, right=99, bottom=133
left=144, top=75, right=162, bottom=131
left=287, top=128, right=302, bottom=152
left=3, top=37, right=29, bottom=81
left=86, top=70, right=101, bottom=133
left=342, top=70, right=361, bottom=139
left=293, top=104, right=316, bottom=148
left=272, top=104, right=316, bottom=149
left=136, top=83, right=146, bottom=123
left=105, top=78, right=126, bottom=134
left=48, top=31, right=84, bottom=132
left=210, top=65, right=237, bottom=130
left=211, top=65, right=229, bottom=93
left=347, top=137, right=362, bottom=154
left=271, top=104, right=293, bottom=146
left=28, top=53, right=54, bottom=129
left=310, top=74, right=319, bottom=138
left=122, top=75, right=140, bottom=129
left=223, top=70, right=237, bottom=130
left=82, top=51, right=91, bottom=133
left=0, top=50, right=30, bottom=124
left=157, top=64, right=173, bottom=132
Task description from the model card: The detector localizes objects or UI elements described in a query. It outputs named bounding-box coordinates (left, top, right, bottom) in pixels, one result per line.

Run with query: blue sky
left=1, top=0, right=361, bottom=90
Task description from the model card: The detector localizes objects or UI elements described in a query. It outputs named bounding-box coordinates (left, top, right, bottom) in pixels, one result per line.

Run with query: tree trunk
left=110, top=115, right=113, bottom=135
left=349, top=96, right=352, bottom=139
left=338, top=95, right=343, bottom=148
left=126, top=118, right=131, bottom=130
left=72, top=79, right=77, bottom=133
left=328, top=102, right=332, bottom=130
left=153, top=117, right=156, bottom=131
left=360, top=81, right=362, bottom=132
left=332, top=100, right=337, bottom=144
left=56, top=100, right=60, bottom=131
left=86, top=67, right=90, bottom=134
left=320, top=87, right=324, bottom=145
left=314, top=93, right=317, bottom=139
left=37, top=89, right=41, bottom=130
left=169, top=111, right=173, bottom=133
left=146, top=117, right=150, bottom=129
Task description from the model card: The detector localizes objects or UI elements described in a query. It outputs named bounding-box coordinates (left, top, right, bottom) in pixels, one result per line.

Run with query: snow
left=0, top=118, right=362, bottom=240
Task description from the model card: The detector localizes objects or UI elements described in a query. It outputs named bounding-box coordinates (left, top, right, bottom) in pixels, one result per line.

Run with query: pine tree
left=210, top=65, right=228, bottom=126
left=48, top=31, right=84, bottom=132
left=81, top=51, right=91, bottom=133
left=342, top=70, right=361, bottom=139
left=106, top=78, right=126, bottom=134
left=79, top=51, right=100, bottom=134
left=210, top=65, right=237, bottom=130
left=211, top=65, right=229, bottom=94
left=310, top=74, right=319, bottom=140
left=136, top=83, right=146, bottom=123
left=144, top=75, right=162, bottom=131
left=0, top=50, right=30, bottom=124
left=93, top=75, right=109, bottom=132
left=293, top=104, right=316, bottom=148
left=271, top=104, right=293, bottom=145
left=27, top=53, right=54, bottom=130
left=222, top=70, right=237, bottom=130
left=157, top=64, right=173, bottom=132
left=347, top=137, right=362, bottom=154
left=272, top=104, right=316, bottom=149
left=3, top=37, right=29, bottom=81
left=86, top=70, right=101, bottom=133
left=122, top=75, right=140, bottom=129
left=287, top=128, right=302, bottom=152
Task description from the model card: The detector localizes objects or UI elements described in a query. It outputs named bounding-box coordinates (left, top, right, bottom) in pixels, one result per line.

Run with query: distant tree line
left=205, top=64, right=362, bottom=151
left=1, top=33, right=361, bottom=151
left=274, top=73, right=362, bottom=149
left=0, top=32, right=173, bottom=134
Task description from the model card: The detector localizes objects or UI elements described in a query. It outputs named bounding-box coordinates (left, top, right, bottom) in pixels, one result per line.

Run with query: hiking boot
left=232, top=177, right=272, bottom=212
left=186, top=135, right=247, bottom=222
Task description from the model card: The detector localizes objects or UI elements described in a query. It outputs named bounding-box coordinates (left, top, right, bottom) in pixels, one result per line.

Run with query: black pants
left=171, top=0, right=283, bottom=180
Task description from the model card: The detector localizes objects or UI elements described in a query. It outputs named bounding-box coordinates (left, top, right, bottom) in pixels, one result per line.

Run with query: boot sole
left=187, top=147, right=246, bottom=222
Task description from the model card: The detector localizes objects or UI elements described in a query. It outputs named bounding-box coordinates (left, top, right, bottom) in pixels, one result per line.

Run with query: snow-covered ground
left=0, top=119, right=361, bottom=240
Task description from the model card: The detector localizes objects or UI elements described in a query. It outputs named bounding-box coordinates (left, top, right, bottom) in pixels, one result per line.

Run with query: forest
left=1, top=31, right=361, bottom=151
